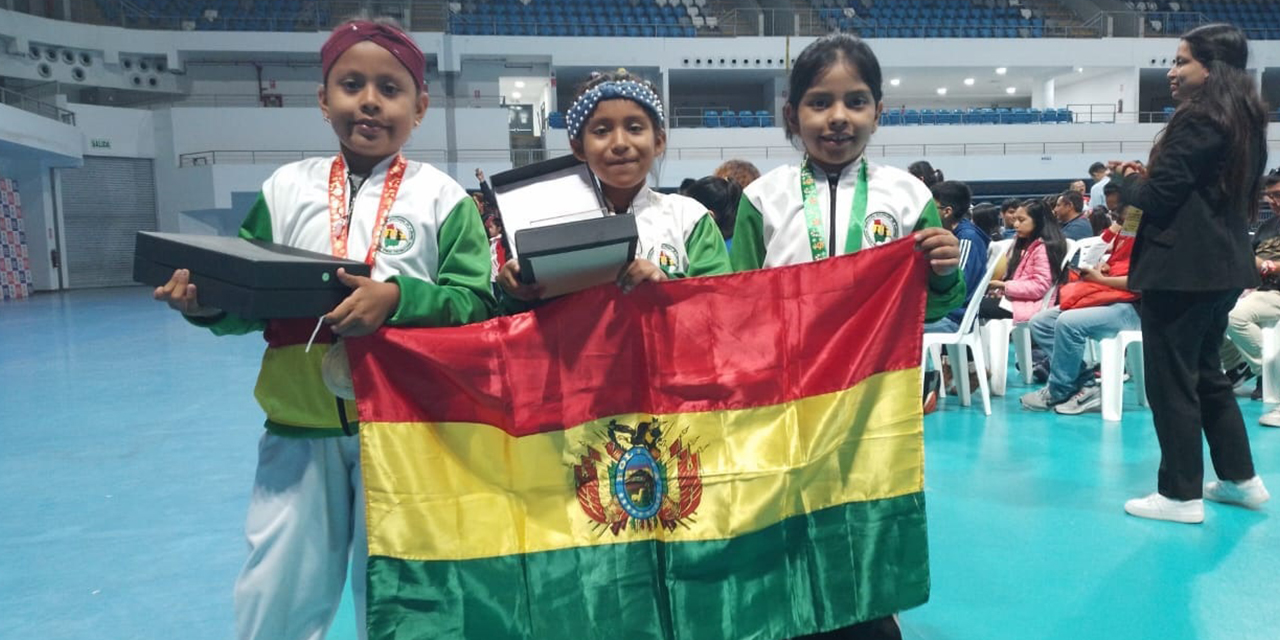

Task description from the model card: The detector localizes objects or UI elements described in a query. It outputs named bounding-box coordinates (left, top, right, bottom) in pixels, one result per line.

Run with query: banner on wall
left=0, top=178, right=33, bottom=301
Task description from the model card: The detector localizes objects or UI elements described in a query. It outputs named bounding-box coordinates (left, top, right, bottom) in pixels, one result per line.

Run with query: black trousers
left=1140, top=290, right=1257, bottom=500
left=978, top=297, right=1013, bottom=320
left=792, top=616, right=901, bottom=640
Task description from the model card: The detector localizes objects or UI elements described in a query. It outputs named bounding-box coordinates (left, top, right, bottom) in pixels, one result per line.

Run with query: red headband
left=321, top=21, right=426, bottom=93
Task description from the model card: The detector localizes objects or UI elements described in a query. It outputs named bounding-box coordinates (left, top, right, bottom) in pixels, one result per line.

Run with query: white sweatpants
left=234, top=432, right=367, bottom=640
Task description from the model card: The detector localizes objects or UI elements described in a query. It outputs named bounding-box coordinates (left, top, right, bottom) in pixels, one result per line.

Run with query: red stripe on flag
left=349, top=237, right=928, bottom=436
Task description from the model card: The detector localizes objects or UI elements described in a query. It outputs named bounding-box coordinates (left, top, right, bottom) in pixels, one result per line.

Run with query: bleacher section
left=448, top=0, right=705, bottom=37
left=95, top=0, right=324, bottom=31
left=810, top=0, right=1048, bottom=39
left=1139, top=1, right=1280, bottom=40
left=880, top=108, right=1073, bottom=125
left=544, top=107, right=1073, bottom=129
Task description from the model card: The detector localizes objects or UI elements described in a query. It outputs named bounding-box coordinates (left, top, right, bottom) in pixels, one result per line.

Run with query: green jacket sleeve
left=387, top=196, right=496, bottom=326
left=729, top=195, right=766, bottom=272
left=686, top=214, right=732, bottom=277
left=186, top=194, right=271, bottom=336
left=913, top=199, right=967, bottom=323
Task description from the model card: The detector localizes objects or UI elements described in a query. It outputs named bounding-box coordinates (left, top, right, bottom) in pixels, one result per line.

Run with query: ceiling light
left=936, top=87, right=947, bottom=95
left=1075, top=67, right=1084, bottom=73
left=995, top=67, right=1007, bottom=75
left=890, top=78, right=901, bottom=86
left=515, top=80, right=526, bottom=88
left=1006, top=87, right=1016, bottom=94
left=963, top=78, right=975, bottom=86
left=512, top=91, right=522, bottom=99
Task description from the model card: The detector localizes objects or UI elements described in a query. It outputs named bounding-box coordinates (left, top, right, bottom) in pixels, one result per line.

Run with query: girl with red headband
left=153, top=17, right=495, bottom=640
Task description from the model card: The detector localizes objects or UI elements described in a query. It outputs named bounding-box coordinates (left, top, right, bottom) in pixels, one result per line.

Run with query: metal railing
left=178, top=147, right=526, bottom=167
left=0, top=86, right=77, bottom=125
left=12, top=0, right=449, bottom=32
left=711, top=7, right=1080, bottom=38
left=185, top=139, right=1280, bottom=170
left=11, top=1, right=1280, bottom=40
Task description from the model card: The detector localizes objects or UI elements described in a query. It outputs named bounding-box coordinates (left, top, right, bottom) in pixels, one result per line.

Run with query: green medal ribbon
left=800, top=156, right=869, bottom=261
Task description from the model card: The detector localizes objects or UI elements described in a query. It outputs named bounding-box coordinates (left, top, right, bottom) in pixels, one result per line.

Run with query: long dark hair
left=1007, top=199, right=1067, bottom=285
left=909, top=161, right=944, bottom=187
left=685, top=176, right=742, bottom=240
left=1151, top=23, right=1269, bottom=221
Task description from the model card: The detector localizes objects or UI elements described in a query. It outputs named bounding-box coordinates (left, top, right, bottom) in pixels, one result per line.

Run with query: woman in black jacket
left=1114, top=23, right=1270, bottom=523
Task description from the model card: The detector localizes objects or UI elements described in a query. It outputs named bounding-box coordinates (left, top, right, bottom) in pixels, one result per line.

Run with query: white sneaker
left=1204, top=476, right=1271, bottom=509
left=1054, top=384, right=1102, bottom=415
left=1124, top=492, right=1204, bottom=523
left=1260, top=407, right=1280, bottom=428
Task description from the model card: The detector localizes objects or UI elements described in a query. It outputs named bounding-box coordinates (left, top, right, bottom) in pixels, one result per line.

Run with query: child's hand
left=497, top=259, right=545, bottom=301
left=323, top=268, right=400, bottom=337
left=914, top=227, right=960, bottom=277
left=1080, top=266, right=1103, bottom=283
left=153, top=268, right=221, bottom=317
left=617, top=259, right=666, bottom=294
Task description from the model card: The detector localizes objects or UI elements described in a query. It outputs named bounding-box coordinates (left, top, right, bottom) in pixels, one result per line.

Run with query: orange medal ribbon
left=327, top=154, right=407, bottom=266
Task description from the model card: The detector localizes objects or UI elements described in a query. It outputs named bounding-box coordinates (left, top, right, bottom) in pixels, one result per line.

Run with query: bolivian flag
left=349, top=237, right=930, bottom=640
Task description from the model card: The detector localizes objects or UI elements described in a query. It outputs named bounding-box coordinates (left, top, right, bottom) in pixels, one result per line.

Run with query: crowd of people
left=148, top=16, right=1272, bottom=640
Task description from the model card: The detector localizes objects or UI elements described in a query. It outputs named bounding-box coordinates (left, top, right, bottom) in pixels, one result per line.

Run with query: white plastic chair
left=1099, top=330, right=1147, bottom=421
left=985, top=238, right=1079, bottom=396
left=1260, top=323, right=1280, bottom=402
left=922, top=252, right=1001, bottom=415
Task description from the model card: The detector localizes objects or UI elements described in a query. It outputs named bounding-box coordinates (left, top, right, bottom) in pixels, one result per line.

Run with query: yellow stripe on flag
left=362, top=367, right=923, bottom=562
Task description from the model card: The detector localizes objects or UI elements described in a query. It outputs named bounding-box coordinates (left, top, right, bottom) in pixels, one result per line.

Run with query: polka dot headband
left=566, top=81, right=666, bottom=140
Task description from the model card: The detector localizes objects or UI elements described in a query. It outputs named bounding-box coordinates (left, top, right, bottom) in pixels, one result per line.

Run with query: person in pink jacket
left=981, top=199, right=1067, bottom=322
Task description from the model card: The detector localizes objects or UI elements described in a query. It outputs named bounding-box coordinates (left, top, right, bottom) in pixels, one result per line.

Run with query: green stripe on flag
left=367, top=493, right=929, bottom=640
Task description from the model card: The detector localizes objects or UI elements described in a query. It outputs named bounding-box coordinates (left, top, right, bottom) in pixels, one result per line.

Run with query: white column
left=1032, top=77, right=1056, bottom=110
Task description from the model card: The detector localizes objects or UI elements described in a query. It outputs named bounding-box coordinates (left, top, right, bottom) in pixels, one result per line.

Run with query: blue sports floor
left=2, top=287, right=1277, bottom=640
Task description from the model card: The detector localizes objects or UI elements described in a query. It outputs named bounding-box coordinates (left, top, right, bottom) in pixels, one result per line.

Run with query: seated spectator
left=713, top=159, right=761, bottom=189
left=685, top=176, right=742, bottom=249
left=981, top=199, right=1067, bottom=322
left=1020, top=211, right=1140, bottom=413
left=1055, top=190, right=1093, bottom=241
left=972, top=202, right=1005, bottom=242
left=925, top=181, right=989, bottom=334
left=1000, top=197, right=1021, bottom=239
left=1103, top=182, right=1123, bottom=218
left=1221, top=169, right=1280, bottom=421
left=908, top=160, right=944, bottom=187
left=1089, top=206, right=1112, bottom=236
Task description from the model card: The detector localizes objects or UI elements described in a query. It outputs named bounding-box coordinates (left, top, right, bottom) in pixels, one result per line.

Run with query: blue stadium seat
left=703, top=110, right=719, bottom=128
left=721, top=111, right=738, bottom=127
left=919, top=109, right=935, bottom=125
left=757, top=110, right=773, bottom=127
left=903, top=109, right=920, bottom=125
left=738, top=110, right=756, bottom=127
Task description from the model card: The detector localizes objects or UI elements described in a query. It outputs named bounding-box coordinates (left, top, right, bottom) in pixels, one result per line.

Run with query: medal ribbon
left=799, top=156, right=869, bottom=261
left=327, top=154, right=407, bottom=266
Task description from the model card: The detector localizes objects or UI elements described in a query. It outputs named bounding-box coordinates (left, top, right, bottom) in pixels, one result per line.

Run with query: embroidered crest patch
left=863, top=212, right=901, bottom=247
left=379, top=215, right=415, bottom=255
